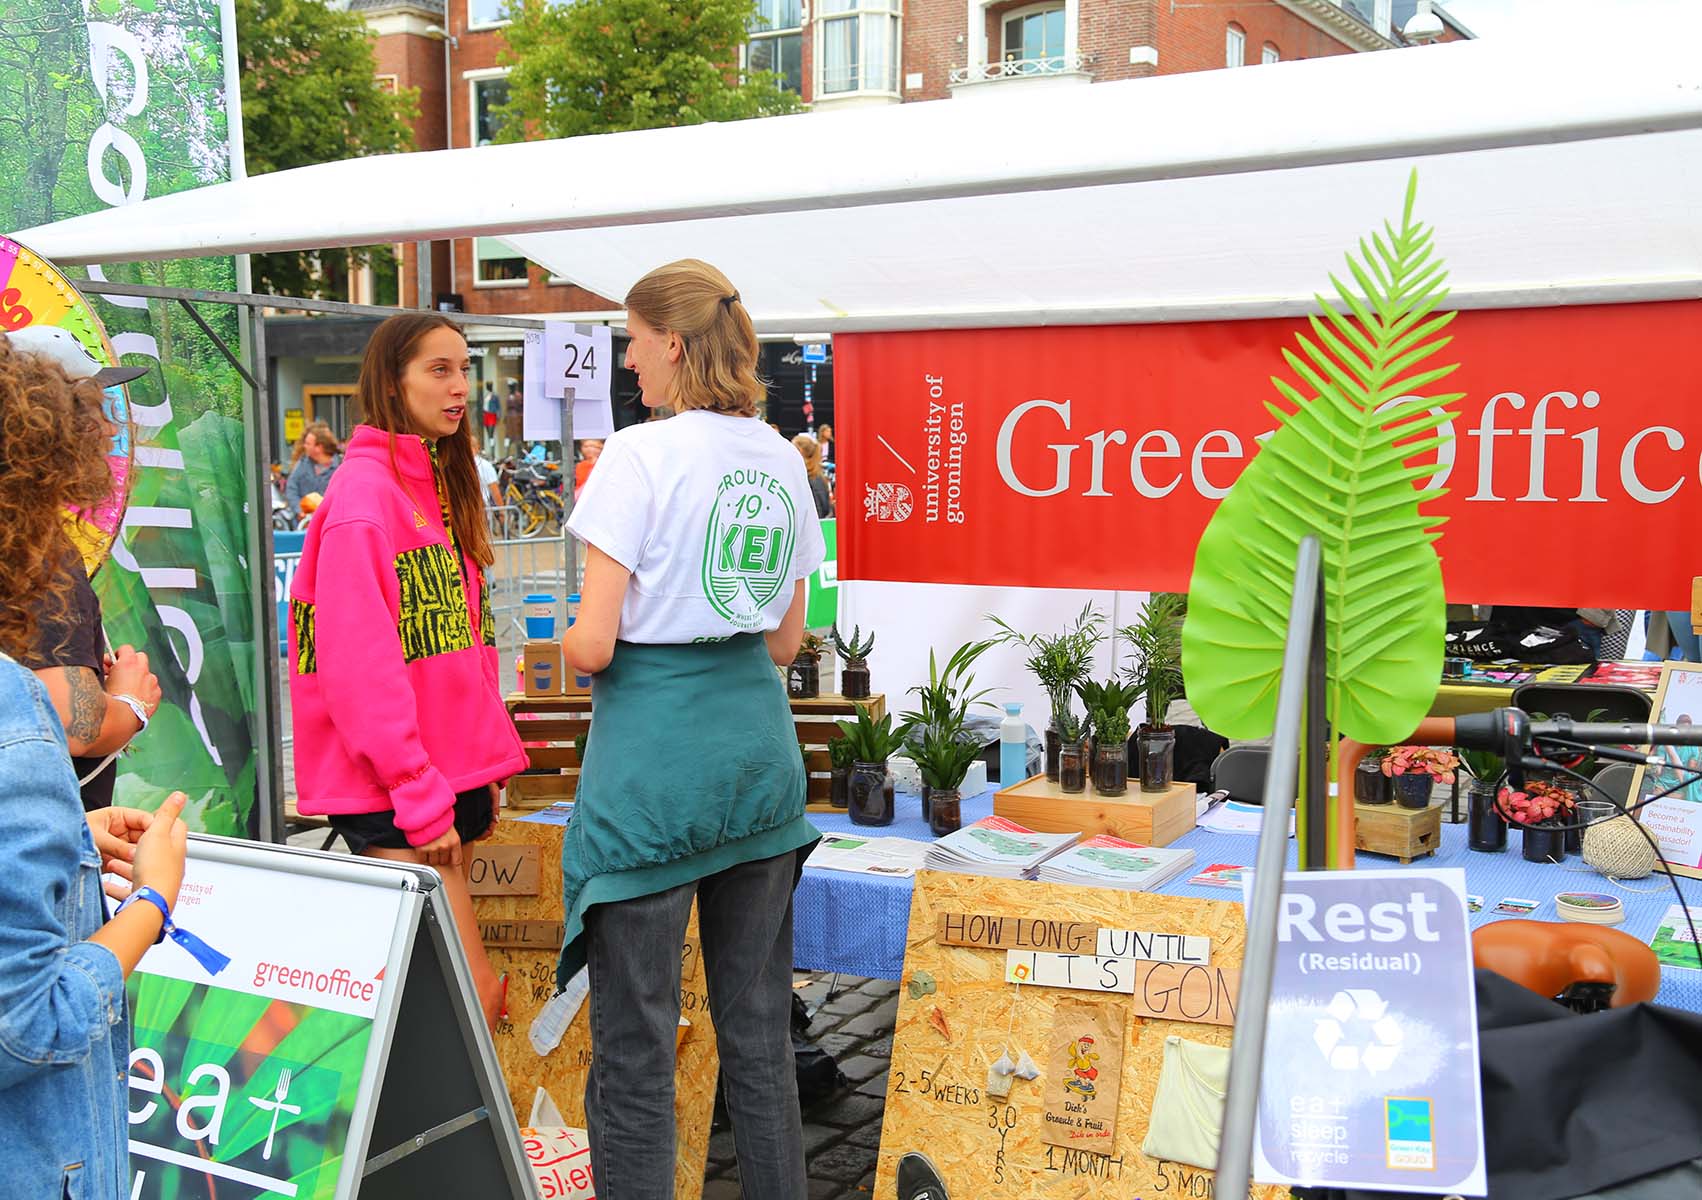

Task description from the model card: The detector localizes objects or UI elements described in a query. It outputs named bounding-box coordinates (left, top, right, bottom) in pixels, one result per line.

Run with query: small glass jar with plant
left=899, top=638, right=996, bottom=821
left=834, top=704, right=912, bottom=826
left=988, top=603, right=1102, bottom=781
left=907, top=723, right=984, bottom=837
left=1457, top=747, right=1507, bottom=851
left=1077, top=678, right=1140, bottom=797
left=827, top=735, right=854, bottom=809
left=1121, top=594, right=1184, bottom=793
left=788, top=632, right=824, bottom=699
left=1380, top=746, right=1458, bottom=809
left=1354, top=749, right=1391, bottom=804
left=1056, top=711, right=1088, bottom=793
left=831, top=624, right=876, bottom=700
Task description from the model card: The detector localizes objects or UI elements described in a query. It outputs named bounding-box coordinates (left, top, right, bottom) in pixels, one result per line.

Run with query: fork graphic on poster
left=248, top=1068, right=302, bottom=1160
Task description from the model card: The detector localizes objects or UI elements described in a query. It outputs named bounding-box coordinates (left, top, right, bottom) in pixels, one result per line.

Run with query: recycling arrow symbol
left=1312, top=988, right=1403, bottom=1073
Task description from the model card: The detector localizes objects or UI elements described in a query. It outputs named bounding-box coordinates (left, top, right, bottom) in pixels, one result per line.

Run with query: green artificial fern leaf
left=1182, top=172, right=1463, bottom=746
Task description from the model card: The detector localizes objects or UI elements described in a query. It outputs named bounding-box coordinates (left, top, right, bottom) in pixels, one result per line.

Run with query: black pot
left=1045, top=727, right=1062, bottom=781
left=848, top=761, right=894, bottom=826
left=929, top=787, right=962, bottom=837
left=1355, top=758, right=1391, bottom=804
left=1467, top=783, right=1506, bottom=852
left=1059, top=740, right=1088, bottom=793
left=841, top=662, right=871, bottom=700
left=1392, top=772, right=1433, bottom=810
left=787, top=653, right=820, bottom=699
left=1522, top=823, right=1568, bottom=864
left=1092, top=742, right=1129, bottom=796
left=829, top=765, right=850, bottom=809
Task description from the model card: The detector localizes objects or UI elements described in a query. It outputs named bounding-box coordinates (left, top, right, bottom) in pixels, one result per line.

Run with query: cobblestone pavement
left=702, top=971, right=897, bottom=1200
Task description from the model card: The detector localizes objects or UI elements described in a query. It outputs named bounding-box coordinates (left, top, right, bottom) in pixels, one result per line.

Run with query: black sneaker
left=897, top=1152, right=949, bottom=1200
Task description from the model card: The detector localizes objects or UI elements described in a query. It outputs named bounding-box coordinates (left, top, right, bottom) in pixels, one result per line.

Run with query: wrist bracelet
left=117, top=885, right=171, bottom=944
left=115, top=885, right=232, bottom=976
left=112, top=693, right=150, bottom=732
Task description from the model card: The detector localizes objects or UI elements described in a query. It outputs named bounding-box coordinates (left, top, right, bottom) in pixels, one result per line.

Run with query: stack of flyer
left=1034, top=834, right=1195, bottom=892
left=924, top=816, right=1081, bottom=880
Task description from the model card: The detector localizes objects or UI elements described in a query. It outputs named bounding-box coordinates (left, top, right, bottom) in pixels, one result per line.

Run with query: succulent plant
left=832, top=624, right=876, bottom=665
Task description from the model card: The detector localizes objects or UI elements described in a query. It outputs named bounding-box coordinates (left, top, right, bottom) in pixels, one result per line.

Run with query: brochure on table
left=1630, top=665, right=1702, bottom=880
left=1252, top=868, right=1486, bottom=1196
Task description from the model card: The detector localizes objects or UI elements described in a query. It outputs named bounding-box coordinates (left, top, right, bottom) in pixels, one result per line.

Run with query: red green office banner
left=1, top=1, right=258, bottom=835
left=835, top=300, right=1702, bottom=608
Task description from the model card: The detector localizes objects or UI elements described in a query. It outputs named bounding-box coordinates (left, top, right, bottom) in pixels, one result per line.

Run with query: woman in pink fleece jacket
left=288, top=314, right=527, bottom=1029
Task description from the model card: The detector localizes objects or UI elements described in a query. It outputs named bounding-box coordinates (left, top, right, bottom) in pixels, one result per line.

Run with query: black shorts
left=329, top=787, right=495, bottom=856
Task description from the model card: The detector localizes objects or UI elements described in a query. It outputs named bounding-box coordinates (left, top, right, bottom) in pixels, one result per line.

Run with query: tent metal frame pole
left=1214, top=534, right=1321, bottom=1195
left=72, top=278, right=553, bottom=843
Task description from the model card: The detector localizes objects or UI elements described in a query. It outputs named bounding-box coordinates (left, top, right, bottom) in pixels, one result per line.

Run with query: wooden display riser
left=504, top=690, right=884, bottom=806
left=473, top=817, right=715, bottom=1199
left=993, top=773, right=1196, bottom=846
left=1353, top=798, right=1441, bottom=863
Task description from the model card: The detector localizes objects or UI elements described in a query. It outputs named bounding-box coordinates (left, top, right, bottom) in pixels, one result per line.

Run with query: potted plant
left=1380, top=746, right=1458, bottom=809
left=1121, top=594, right=1185, bottom=793
left=1502, top=779, right=1577, bottom=863
left=834, top=704, right=912, bottom=826
left=788, top=632, right=825, bottom=700
left=988, top=603, right=1102, bottom=781
left=831, top=624, right=876, bottom=699
left=1077, top=678, right=1139, bottom=797
left=1354, top=749, right=1391, bottom=805
left=828, top=735, right=854, bottom=809
left=1458, top=747, right=1507, bottom=851
left=1056, top=710, right=1089, bottom=794
left=900, top=638, right=997, bottom=819
left=908, top=722, right=984, bottom=836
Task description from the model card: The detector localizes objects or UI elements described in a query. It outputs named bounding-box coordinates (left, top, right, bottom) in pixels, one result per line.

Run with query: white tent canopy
left=22, top=29, right=1702, bottom=332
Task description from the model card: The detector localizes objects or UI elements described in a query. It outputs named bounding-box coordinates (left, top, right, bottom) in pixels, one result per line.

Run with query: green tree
left=497, top=0, right=802, bottom=141
left=236, top=0, right=418, bottom=296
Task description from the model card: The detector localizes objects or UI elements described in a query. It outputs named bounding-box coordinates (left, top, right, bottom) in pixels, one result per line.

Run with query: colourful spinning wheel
left=0, top=236, right=139, bottom=576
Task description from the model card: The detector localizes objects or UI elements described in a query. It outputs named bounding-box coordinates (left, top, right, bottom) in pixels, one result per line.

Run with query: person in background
left=475, top=449, right=502, bottom=508
left=815, top=422, right=834, bottom=467
left=792, top=432, right=833, bottom=518
left=562, top=259, right=822, bottom=1199
left=0, top=335, right=161, bottom=811
left=287, top=314, right=528, bottom=1031
left=574, top=438, right=603, bottom=498
left=285, top=422, right=342, bottom=517
left=481, top=380, right=501, bottom=449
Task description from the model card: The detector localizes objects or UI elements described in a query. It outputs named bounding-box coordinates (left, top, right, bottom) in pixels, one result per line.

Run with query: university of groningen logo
left=701, top=467, right=797, bottom=630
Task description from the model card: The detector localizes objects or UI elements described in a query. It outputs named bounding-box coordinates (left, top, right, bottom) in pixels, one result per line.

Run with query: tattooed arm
left=31, top=666, right=143, bottom=757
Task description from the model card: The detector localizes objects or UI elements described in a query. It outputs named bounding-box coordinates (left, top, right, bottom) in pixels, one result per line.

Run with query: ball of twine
left=1582, top=815, right=1659, bottom=879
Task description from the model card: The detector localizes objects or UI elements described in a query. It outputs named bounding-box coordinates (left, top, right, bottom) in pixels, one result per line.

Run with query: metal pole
left=416, top=240, right=432, bottom=310
left=1215, top=533, right=1322, bottom=1194
left=247, top=304, right=285, bottom=842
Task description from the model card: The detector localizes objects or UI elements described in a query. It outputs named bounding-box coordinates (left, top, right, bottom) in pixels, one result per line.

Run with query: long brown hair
left=625, top=259, right=765, bottom=418
left=352, top=314, right=493, bottom=569
left=0, top=335, right=119, bottom=658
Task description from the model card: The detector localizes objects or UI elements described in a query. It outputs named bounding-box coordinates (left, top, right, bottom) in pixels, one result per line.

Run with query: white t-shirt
left=567, top=410, right=826, bottom=643
left=475, top=454, right=499, bottom=505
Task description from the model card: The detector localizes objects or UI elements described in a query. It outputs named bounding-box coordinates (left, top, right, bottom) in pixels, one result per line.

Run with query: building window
left=474, top=237, right=528, bottom=286
left=818, top=0, right=901, bottom=96
left=470, top=75, right=510, bottom=147
left=468, top=0, right=510, bottom=28
left=1261, top=43, right=1279, bottom=64
left=1001, top=4, right=1066, bottom=73
left=1225, top=24, right=1246, bottom=68
left=749, top=0, right=804, bottom=93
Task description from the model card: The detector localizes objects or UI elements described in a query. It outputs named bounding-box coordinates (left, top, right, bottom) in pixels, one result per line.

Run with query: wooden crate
left=993, top=773, right=1196, bottom=846
left=793, top=692, right=885, bottom=805
left=1353, top=799, right=1441, bottom=863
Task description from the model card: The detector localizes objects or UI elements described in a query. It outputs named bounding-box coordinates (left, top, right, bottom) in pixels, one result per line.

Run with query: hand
left=106, top=645, right=162, bottom=715
left=132, top=792, right=188, bottom=910
left=418, top=824, right=463, bottom=869
left=488, top=781, right=503, bottom=826
left=88, top=806, right=155, bottom=899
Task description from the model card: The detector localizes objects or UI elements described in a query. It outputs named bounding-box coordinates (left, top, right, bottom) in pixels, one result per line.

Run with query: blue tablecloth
left=792, top=792, right=1702, bottom=1010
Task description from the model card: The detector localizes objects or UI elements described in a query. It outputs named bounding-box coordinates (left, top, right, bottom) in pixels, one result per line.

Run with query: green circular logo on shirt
left=701, top=468, right=797, bottom=630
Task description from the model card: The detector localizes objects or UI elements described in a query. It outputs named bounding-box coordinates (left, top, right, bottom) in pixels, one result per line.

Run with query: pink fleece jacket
left=288, top=426, right=527, bottom=846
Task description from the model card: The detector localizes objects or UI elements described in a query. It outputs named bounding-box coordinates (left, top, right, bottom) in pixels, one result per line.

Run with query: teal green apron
left=556, top=635, right=819, bottom=985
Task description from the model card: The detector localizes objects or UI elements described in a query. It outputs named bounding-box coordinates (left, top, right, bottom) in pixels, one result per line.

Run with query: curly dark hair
left=0, top=334, right=119, bottom=660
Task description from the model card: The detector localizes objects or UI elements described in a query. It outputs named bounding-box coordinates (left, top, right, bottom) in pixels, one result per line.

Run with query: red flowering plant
left=1498, top=778, right=1579, bottom=827
left=1379, top=746, right=1459, bottom=783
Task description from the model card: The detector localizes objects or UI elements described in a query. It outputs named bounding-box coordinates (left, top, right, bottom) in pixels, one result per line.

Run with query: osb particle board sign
left=476, top=815, right=716, bottom=1200
left=876, top=871, right=1283, bottom=1200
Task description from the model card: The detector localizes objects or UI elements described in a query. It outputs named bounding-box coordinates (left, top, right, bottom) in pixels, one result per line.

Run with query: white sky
left=1444, top=0, right=1695, bottom=39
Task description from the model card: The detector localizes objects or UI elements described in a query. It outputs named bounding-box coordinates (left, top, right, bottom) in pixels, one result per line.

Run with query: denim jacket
left=0, top=654, right=129, bottom=1199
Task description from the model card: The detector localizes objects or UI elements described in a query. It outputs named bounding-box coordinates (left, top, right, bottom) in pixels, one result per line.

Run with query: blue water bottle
left=999, top=703, right=1027, bottom=786
left=566, top=593, right=590, bottom=688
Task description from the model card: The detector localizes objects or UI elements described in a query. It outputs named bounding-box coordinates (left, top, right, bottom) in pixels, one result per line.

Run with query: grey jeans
left=584, top=850, right=807, bottom=1199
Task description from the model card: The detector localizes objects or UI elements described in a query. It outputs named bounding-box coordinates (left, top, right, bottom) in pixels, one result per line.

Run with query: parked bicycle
left=496, top=457, right=564, bottom=538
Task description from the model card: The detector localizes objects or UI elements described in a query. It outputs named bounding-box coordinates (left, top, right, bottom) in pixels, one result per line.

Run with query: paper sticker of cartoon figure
left=1063, top=1035, right=1099, bottom=1099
